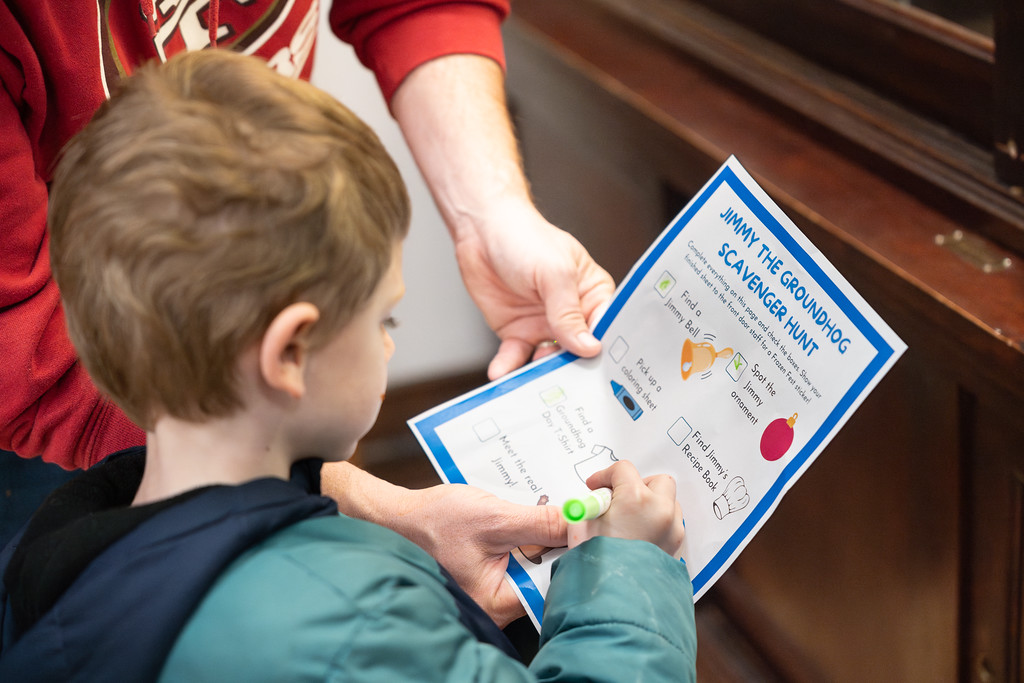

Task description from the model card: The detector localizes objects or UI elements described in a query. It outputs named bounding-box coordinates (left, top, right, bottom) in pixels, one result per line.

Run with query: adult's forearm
left=390, top=52, right=614, bottom=376
left=390, top=53, right=532, bottom=242
left=328, top=0, right=510, bottom=103
left=321, top=461, right=417, bottom=531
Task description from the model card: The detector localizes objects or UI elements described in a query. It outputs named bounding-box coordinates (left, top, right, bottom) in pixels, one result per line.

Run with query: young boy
left=0, top=50, right=696, bottom=680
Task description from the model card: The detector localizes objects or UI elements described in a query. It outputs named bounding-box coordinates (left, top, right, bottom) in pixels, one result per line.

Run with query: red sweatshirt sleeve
left=0, top=15, right=144, bottom=469
left=329, top=0, right=511, bottom=103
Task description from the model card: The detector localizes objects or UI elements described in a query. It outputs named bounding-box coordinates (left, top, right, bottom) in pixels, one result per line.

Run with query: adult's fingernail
left=576, top=331, right=599, bottom=348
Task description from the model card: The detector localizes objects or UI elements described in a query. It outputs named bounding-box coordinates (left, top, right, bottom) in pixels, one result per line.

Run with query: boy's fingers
left=586, top=459, right=640, bottom=490
left=644, top=473, right=678, bottom=499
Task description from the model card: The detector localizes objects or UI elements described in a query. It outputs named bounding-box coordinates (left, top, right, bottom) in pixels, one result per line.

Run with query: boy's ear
left=259, top=302, right=321, bottom=399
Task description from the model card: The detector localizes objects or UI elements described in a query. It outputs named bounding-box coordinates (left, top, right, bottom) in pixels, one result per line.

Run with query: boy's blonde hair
left=49, top=50, right=410, bottom=430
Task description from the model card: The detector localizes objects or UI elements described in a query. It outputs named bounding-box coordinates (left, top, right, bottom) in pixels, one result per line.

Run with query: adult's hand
left=391, top=54, right=614, bottom=379
left=390, top=482, right=566, bottom=627
left=322, top=461, right=566, bottom=627
left=452, top=196, right=613, bottom=379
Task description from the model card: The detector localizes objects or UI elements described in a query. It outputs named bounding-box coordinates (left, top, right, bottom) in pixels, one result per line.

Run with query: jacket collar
left=0, top=447, right=335, bottom=681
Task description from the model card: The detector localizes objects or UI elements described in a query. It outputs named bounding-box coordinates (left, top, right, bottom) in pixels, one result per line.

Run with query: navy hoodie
left=0, top=448, right=516, bottom=681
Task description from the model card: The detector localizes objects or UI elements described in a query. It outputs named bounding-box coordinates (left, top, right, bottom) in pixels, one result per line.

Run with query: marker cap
left=562, top=487, right=613, bottom=523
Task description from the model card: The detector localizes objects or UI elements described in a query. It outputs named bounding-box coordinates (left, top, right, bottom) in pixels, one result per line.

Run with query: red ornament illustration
left=760, top=413, right=797, bottom=461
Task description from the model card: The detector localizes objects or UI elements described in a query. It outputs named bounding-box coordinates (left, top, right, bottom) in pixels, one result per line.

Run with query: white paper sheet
left=409, top=157, right=906, bottom=629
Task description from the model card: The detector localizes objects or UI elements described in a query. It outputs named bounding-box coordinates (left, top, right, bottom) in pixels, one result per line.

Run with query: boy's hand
left=567, top=460, right=685, bottom=557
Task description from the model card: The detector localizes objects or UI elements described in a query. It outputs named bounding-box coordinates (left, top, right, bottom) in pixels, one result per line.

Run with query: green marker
left=562, top=487, right=613, bottom=523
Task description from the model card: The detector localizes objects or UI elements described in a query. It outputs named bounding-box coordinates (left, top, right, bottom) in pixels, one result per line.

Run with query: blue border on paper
left=410, top=164, right=896, bottom=623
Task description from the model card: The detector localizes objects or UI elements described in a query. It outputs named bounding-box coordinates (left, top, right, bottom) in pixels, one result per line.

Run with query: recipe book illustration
left=409, top=156, right=906, bottom=629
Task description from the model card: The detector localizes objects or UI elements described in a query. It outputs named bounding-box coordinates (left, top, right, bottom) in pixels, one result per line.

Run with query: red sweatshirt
left=0, top=0, right=509, bottom=469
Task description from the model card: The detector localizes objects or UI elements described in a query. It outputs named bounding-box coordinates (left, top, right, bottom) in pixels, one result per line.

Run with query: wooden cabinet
left=502, top=1, right=1024, bottom=678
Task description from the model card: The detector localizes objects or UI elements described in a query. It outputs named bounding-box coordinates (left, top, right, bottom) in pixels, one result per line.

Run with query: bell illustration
left=680, top=339, right=733, bottom=379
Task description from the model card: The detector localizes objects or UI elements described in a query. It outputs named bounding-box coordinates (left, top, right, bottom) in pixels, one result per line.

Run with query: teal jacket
left=162, top=515, right=697, bottom=681
left=1, top=449, right=695, bottom=681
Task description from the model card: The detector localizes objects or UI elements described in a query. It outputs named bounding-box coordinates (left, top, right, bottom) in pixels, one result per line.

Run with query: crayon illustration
left=610, top=381, right=643, bottom=420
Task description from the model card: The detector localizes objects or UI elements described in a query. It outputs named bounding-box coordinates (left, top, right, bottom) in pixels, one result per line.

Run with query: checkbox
left=726, top=352, right=748, bottom=382
left=539, top=385, right=566, bottom=407
left=654, top=270, right=676, bottom=297
left=609, top=337, right=629, bottom=363
left=473, top=418, right=500, bottom=441
left=668, top=417, right=693, bottom=446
